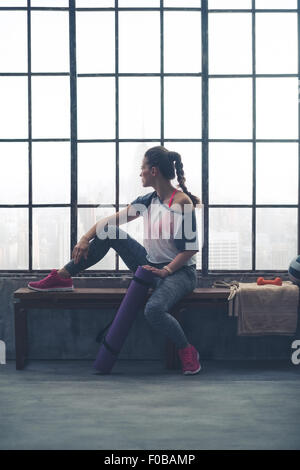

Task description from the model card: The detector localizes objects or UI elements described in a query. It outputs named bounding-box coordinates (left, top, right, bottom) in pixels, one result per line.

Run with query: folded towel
left=212, top=280, right=300, bottom=336
left=235, top=281, right=299, bottom=336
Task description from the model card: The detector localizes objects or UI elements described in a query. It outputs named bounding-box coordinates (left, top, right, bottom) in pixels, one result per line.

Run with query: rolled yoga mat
left=94, top=265, right=156, bottom=374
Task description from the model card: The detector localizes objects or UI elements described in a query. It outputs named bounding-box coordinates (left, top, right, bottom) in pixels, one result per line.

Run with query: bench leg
left=14, top=303, right=28, bottom=370
left=165, top=306, right=183, bottom=370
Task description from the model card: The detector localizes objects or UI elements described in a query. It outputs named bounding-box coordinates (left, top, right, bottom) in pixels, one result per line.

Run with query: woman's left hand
left=142, top=265, right=169, bottom=278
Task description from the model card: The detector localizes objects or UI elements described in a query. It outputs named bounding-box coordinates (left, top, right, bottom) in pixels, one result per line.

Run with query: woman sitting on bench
left=27, top=146, right=202, bottom=375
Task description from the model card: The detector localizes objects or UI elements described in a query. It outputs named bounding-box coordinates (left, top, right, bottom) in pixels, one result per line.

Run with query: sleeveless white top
left=130, top=190, right=199, bottom=266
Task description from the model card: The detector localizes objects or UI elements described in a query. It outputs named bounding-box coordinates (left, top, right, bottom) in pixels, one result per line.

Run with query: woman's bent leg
left=63, top=225, right=150, bottom=277
left=144, top=266, right=197, bottom=349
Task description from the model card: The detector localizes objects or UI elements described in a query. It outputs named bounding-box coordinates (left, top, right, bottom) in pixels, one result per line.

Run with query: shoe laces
left=44, top=269, right=57, bottom=280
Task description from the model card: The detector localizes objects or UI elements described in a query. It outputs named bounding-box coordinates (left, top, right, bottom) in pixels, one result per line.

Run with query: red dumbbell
left=257, top=277, right=282, bottom=286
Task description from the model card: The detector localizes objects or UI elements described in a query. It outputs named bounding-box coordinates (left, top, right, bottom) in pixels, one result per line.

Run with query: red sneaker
left=178, top=344, right=202, bottom=375
left=28, top=269, right=74, bottom=292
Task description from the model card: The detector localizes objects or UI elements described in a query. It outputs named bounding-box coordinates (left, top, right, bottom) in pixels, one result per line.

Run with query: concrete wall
left=0, top=274, right=298, bottom=362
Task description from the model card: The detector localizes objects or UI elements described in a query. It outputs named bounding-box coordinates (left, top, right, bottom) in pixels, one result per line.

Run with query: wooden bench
left=13, top=287, right=230, bottom=371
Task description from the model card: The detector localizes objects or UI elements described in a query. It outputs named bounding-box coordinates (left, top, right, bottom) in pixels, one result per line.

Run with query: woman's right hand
left=72, top=236, right=90, bottom=264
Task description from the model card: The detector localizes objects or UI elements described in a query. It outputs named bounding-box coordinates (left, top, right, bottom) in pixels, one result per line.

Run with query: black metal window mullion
left=298, top=0, right=300, bottom=255
left=27, top=0, right=32, bottom=272
left=252, top=0, right=256, bottom=272
left=202, top=0, right=208, bottom=277
left=69, top=0, right=78, bottom=260
left=160, top=0, right=164, bottom=147
left=115, top=0, right=119, bottom=271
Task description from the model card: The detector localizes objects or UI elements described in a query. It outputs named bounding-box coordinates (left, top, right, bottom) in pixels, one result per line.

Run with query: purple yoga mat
left=94, top=265, right=156, bottom=374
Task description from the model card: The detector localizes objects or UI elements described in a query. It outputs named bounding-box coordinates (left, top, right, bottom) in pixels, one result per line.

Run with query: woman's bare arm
left=80, top=204, right=140, bottom=242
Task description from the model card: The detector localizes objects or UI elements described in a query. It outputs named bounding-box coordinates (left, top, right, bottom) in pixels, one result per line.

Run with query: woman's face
left=140, top=157, right=156, bottom=187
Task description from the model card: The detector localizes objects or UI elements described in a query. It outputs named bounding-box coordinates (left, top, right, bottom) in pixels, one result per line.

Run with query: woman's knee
left=144, top=303, right=162, bottom=325
left=96, top=223, right=125, bottom=242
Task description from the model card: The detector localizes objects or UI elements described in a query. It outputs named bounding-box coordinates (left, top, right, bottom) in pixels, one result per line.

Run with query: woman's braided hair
left=144, top=145, right=201, bottom=208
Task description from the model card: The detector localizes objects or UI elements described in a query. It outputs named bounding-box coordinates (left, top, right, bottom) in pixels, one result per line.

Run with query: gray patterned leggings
left=64, top=225, right=198, bottom=349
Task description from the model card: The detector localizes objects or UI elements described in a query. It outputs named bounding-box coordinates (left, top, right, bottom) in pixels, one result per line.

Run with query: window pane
left=164, top=77, right=201, bottom=139
left=256, top=13, right=297, bottom=74
left=0, top=12, right=27, bottom=73
left=31, top=76, right=70, bottom=138
left=256, top=78, right=298, bottom=139
left=209, top=208, right=252, bottom=270
left=0, top=77, right=28, bottom=139
left=76, top=0, right=114, bottom=6
left=164, top=1, right=201, bottom=6
left=256, top=0, right=297, bottom=8
left=78, top=208, right=115, bottom=270
left=164, top=11, right=201, bottom=73
left=0, top=1, right=26, bottom=5
left=119, top=12, right=160, bottom=73
left=78, top=143, right=115, bottom=204
left=31, top=12, right=69, bottom=73
left=209, top=0, right=251, bottom=8
left=76, top=12, right=114, bottom=74
left=209, top=143, right=252, bottom=204
left=119, top=0, right=160, bottom=6
left=119, top=77, right=160, bottom=139
left=256, top=143, right=298, bottom=205
left=0, top=209, right=28, bottom=270
left=209, top=78, right=252, bottom=139
left=256, top=208, right=297, bottom=270
left=77, top=77, right=115, bottom=140
left=0, top=143, right=28, bottom=204
left=119, top=142, right=156, bottom=205
left=32, top=208, right=70, bottom=270
left=32, top=142, right=70, bottom=204
left=31, top=1, right=68, bottom=5
left=209, top=13, right=252, bottom=74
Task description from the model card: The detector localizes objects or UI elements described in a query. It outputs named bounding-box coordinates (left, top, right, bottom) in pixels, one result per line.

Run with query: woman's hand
left=142, top=265, right=169, bottom=278
left=72, top=236, right=90, bottom=264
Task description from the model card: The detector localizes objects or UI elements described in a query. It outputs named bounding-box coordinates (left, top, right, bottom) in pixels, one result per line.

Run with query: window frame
left=0, top=0, right=299, bottom=277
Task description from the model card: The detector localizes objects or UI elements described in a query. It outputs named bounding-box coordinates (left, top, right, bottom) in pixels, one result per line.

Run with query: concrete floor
left=0, top=359, right=299, bottom=450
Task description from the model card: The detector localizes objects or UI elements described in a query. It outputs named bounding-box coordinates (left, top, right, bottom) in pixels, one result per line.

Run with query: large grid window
left=0, top=0, right=299, bottom=276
